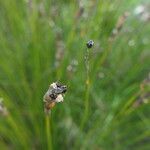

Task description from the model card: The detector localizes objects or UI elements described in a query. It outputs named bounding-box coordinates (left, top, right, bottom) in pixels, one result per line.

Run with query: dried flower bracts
left=43, top=82, right=67, bottom=114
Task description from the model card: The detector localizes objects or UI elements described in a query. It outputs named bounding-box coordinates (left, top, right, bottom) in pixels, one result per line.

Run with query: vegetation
left=0, top=0, right=150, bottom=149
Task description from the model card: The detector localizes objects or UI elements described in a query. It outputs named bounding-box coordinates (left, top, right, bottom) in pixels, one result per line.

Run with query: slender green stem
left=7, top=115, right=28, bottom=148
left=45, top=115, right=52, bottom=150
left=80, top=48, right=90, bottom=129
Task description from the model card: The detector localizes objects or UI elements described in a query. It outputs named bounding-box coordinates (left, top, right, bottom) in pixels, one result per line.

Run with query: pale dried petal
left=55, top=94, right=64, bottom=103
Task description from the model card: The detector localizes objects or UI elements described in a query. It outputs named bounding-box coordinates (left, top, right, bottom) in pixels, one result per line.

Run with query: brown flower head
left=43, top=82, right=67, bottom=114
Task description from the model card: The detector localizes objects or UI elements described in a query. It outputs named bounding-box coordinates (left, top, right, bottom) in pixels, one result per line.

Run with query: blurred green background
left=0, top=0, right=150, bottom=149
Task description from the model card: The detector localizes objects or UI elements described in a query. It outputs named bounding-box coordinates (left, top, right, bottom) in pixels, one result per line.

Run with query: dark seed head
left=86, top=40, right=94, bottom=48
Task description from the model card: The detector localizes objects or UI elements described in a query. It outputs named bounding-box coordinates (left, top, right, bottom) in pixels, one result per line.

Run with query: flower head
left=43, top=82, right=67, bottom=114
left=86, top=40, right=94, bottom=48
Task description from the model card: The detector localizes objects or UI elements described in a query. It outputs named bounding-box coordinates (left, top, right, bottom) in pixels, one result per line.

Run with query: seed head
left=86, top=40, right=94, bottom=48
left=43, top=82, right=67, bottom=115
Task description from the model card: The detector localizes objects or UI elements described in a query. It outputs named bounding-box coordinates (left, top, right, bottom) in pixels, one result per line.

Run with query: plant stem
left=80, top=48, right=90, bottom=129
left=45, top=115, right=52, bottom=150
left=7, top=115, right=28, bottom=148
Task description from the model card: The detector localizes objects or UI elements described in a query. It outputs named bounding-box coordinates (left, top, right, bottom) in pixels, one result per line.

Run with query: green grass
left=0, top=0, right=150, bottom=149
